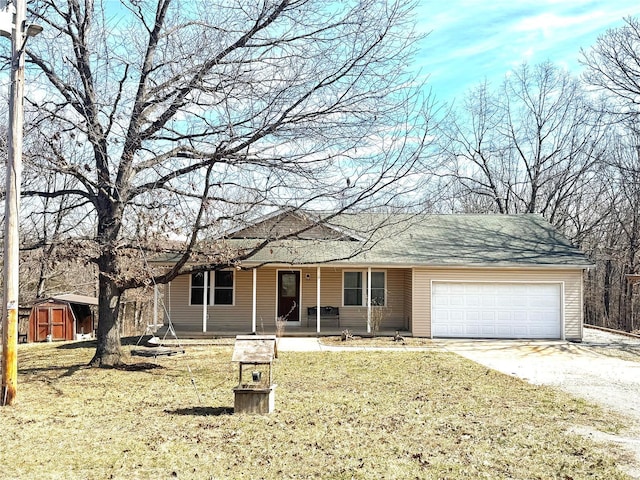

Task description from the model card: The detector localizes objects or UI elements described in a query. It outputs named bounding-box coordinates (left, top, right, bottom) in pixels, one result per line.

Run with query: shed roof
left=50, top=294, right=99, bottom=306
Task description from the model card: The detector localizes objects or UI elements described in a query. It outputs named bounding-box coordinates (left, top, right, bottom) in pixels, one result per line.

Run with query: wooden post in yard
left=1, top=0, right=26, bottom=406
left=1, top=0, right=41, bottom=406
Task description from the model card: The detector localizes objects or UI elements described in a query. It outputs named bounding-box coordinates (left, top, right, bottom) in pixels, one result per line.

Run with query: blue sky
left=415, top=0, right=640, bottom=103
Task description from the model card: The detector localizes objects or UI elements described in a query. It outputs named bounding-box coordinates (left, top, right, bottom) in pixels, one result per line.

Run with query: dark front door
left=278, top=271, right=300, bottom=322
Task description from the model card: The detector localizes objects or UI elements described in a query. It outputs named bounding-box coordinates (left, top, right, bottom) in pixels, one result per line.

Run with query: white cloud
left=415, top=0, right=640, bottom=101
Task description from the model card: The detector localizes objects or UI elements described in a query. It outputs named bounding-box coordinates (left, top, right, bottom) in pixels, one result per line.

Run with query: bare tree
left=580, top=133, right=640, bottom=330
left=438, top=62, right=606, bottom=230
left=437, top=81, right=513, bottom=213
left=22, top=0, right=434, bottom=365
left=20, top=168, right=93, bottom=298
left=580, top=16, right=640, bottom=330
left=581, top=16, right=640, bottom=125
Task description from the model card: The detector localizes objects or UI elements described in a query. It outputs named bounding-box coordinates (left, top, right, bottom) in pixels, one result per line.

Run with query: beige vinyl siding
left=207, top=269, right=252, bottom=331
left=563, top=270, right=584, bottom=340
left=412, top=268, right=430, bottom=337
left=255, top=268, right=277, bottom=328
left=404, top=269, right=413, bottom=332
left=412, top=268, right=584, bottom=340
left=385, top=269, right=407, bottom=329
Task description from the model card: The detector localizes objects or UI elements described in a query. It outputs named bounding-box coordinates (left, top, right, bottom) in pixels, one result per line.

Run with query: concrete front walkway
left=276, top=337, right=324, bottom=352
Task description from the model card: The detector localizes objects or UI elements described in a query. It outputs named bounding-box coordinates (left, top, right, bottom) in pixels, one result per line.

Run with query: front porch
left=165, top=265, right=414, bottom=337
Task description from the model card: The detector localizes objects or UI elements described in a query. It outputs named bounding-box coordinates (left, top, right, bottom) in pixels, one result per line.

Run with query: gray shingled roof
left=236, top=213, right=591, bottom=268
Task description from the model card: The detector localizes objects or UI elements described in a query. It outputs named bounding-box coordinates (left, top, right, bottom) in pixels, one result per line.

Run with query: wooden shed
left=28, top=294, right=98, bottom=342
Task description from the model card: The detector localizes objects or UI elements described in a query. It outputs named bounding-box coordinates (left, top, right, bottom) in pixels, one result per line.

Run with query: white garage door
left=432, top=282, right=562, bottom=339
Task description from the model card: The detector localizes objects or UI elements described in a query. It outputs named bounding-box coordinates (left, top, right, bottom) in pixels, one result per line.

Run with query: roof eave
left=237, top=260, right=593, bottom=269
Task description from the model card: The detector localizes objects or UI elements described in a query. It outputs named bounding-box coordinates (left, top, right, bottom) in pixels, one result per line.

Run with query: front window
left=344, top=271, right=363, bottom=306
left=190, top=272, right=208, bottom=305
left=213, top=270, right=234, bottom=305
left=370, top=271, right=386, bottom=306
left=343, top=271, right=386, bottom=306
left=190, top=270, right=235, bottom=305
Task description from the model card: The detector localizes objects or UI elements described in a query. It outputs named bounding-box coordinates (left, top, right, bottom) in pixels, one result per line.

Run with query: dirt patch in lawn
left=0, top=342, right=632, bottom=479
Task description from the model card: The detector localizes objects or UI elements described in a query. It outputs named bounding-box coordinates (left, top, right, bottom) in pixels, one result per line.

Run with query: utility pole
left=1, top=0, right=41, bottom=406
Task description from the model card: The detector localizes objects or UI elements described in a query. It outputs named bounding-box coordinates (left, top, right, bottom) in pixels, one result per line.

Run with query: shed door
left=431, top=282, right=562, bottom=339
left=35, top=306, right=69, bottom=341
left=278, top=271, right=300, bottom=322
left=36, top=308, right=50, bottom=341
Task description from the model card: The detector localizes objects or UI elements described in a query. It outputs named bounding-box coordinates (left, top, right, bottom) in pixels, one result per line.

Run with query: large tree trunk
left=603, top=258, right=612, bottom=325
left=90, top=194, right=125, bottom=367
left=89, top=270, right=123, bottom=367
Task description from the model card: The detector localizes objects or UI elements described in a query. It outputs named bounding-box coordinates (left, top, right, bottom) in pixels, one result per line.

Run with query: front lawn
left=0, top=342, right=629, bottom=479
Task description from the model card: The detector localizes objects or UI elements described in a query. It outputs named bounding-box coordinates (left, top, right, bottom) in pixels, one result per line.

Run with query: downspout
left=316, top=266, right=321, bottom=334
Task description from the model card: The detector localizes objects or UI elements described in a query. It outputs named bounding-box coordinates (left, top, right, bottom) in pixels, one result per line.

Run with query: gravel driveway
left=444, top=327, right=640, bottom=477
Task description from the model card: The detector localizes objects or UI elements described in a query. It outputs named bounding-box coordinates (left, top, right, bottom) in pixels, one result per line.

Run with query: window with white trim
left=190, top=270, right=234, bottom=305
left=370, top=271, right=386, bottom=306
left=343, top=271, right=363, bottom=306
left=213, top=270, right=234, bottom=305
left=343, top=271, right=386, bottom=306
left=190, top=272, right=208, bottom=305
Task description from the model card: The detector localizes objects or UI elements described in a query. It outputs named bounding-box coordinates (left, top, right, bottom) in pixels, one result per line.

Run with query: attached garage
left=431, top=282, right=562, bottom=339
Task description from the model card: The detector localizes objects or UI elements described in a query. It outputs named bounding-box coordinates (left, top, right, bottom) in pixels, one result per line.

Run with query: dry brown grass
left=0, top=341, right=630, bottom=479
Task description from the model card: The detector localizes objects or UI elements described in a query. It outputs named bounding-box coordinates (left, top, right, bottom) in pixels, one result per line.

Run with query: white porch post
left=316, top=266, right=321, bottom=334
left=252, top=268, right=257, bottom=333
left=367, top=267, right=372, bottom=333
left=202, top=272, right=208, bottom=333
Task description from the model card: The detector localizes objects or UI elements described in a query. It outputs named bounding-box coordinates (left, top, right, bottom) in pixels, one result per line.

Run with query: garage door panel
left=512, top=326, right=529, bottom=336
left=495, top=325, right=514, bottom=336
left=466, top=325, right=481, bottom=336
left=481, top=296, right=495, bottom=307
left=450, top=297, right=465, bottom=307
left=448, top=325, right=465, bottom=336
left=466, top=295, right=481, bottom=306
left=480, top=326, right=496, bottom=335
left=432, top=282, right=561, bottom=339
left=466, top=311, right=480, bottom=321
left=512, top=296, right=528, bottom=307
